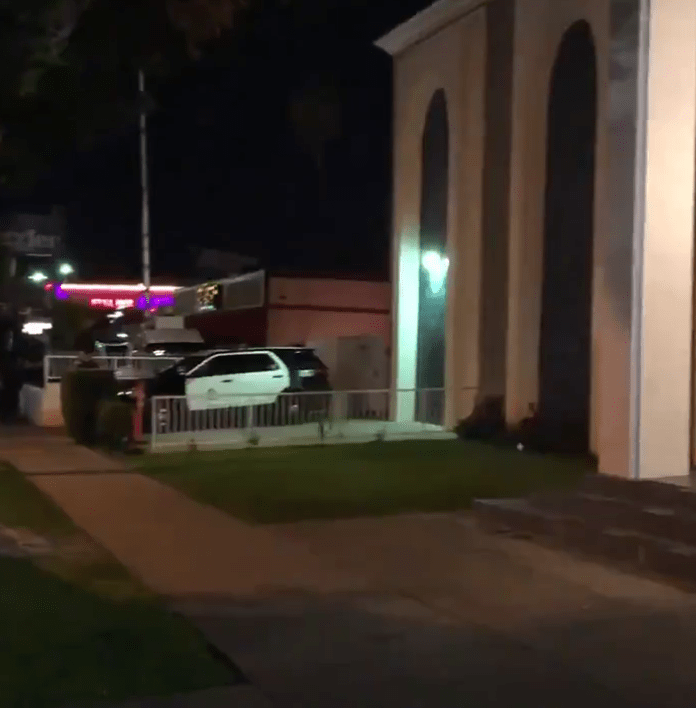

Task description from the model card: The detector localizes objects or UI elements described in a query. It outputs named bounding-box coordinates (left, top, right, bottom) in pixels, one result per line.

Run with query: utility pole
left=138, top=68, right=151, bottom=314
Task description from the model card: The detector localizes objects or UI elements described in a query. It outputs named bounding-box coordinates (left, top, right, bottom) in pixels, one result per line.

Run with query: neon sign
left=54, top=282, right=178, bottom=311
left=197, top=283, right=222, bottom=311
left=88, top=294, right=176, bottom=310
left=90, top=298, right=135, bottom=309
left=137, top=294, right=175, bottom=309
left=60, top=283, right=177, bottom=293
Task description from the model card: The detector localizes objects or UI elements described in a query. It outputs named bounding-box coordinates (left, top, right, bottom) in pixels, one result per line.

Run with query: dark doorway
left=416, top=90, right=449, bottom=424
left=537, top=22, right=597, bottom=451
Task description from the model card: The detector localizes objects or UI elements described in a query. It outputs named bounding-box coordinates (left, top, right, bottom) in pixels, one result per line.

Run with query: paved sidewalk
left=0, top=426, right=125, bottom=473
left=89, top=686, right=272, bottom=708
left=0, top=427, right=278, bottom=707
left=28, top=466, right=696, bottom=708
left=189, top=515, right=696, bottom=708
left=31, top=471, right=360, bottom=597
left=12, top=428, right=696, bottom=707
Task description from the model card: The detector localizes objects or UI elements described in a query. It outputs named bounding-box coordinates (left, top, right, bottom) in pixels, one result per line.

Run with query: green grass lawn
left=138, top=440, right=592, bottom=524
left=0, top=466, right=235, bottom=708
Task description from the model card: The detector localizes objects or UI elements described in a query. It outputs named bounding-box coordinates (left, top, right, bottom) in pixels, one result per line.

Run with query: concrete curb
left=69, top=686, right=273, bottom=708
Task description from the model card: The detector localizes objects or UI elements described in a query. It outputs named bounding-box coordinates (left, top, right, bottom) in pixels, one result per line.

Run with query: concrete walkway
left=0, top=425, right=125, bottom=473
left=0, top=427, right=276, bottom=708
left=92, top=686, right=272, bottom=708
left=11, top=429, right=696, bottom=707
left=31, top=471, right=360, bottom=598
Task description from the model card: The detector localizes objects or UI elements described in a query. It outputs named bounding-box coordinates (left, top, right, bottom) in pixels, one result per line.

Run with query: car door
left=224, top=352, right=289, bottom=406
left=185, top=355, right=239, bottom=411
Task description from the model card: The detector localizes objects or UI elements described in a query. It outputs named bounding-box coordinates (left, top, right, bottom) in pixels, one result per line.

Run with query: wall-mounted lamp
left=421, top=251, right=449, bottom=294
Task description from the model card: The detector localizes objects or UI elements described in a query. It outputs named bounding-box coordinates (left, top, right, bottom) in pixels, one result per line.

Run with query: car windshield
left=272, top=349, right=326, bottom=370
left=162, top=354, right=208, bottom=376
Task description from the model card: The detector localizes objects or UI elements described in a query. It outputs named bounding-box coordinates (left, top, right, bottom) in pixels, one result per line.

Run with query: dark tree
left=0, top=0, right=246, bottom=187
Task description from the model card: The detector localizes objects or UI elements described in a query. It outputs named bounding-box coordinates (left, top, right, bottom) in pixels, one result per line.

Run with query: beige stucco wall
left=505, top=0, right=611, bottom=458
left=504, top=0, right=696, bottom=478
left=388, top=0, right=696, bottom=477
left=635, top=0, right=696, bottom=479
left=478, top=0, right=515, bottom=400
left=391, top=6, right=486, bottom=424
left=20, top=383, right=64, bottom=428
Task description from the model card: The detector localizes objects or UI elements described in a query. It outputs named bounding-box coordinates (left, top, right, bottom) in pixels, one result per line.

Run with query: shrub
left=60, top=369, right=118, bottom=445
left=97, top=400, right=133, bottom=452
left=455, top=395, right=505, bottom=442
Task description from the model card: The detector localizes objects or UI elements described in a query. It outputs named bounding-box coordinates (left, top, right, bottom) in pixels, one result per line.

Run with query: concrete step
left=578, top=474, right=696, bottom=512
left=473, top=497, right=696, bottom=585
left=529, top=490, right=696, bottom=546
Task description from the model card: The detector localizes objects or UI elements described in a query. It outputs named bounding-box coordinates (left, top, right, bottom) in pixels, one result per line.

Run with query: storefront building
left=173, top=270, right=391, bottom=350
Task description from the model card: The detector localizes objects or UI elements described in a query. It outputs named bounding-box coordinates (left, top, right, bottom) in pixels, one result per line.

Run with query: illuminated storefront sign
left=59, top=284, right=177, bottom=293
left=197, top=282, right=223, bottom=311
left=1, top=229, right=60, bottom=255
left=89, top=295, right=176, bottom=310
left=90, top=298, right=136, bottom=309
left=52, top=283, right=178, bottom=311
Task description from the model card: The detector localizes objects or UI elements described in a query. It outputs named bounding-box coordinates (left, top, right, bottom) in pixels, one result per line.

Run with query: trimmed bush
left=97, top=400, right=133, bottom=452
left=60, top=369, right=118, bottom=445
left=455, top=396, right=506, bottom=442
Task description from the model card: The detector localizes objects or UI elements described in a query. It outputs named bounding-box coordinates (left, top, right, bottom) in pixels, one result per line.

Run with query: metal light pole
left=138, top=68, right=151, bottom=313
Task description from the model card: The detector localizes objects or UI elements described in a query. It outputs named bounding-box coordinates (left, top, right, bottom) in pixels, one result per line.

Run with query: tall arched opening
left=416, top=90, right=449, bottom=424
left=537, top=21, right=597, bottom=451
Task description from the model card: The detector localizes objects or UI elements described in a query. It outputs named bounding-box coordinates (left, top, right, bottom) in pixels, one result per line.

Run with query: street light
left=58, top=263, right=74, bottom=277
left=28, top=271, right=48, bottom=284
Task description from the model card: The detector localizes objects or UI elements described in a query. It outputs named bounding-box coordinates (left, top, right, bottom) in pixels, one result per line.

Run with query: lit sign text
left=90, top=298, right=135, bottom=309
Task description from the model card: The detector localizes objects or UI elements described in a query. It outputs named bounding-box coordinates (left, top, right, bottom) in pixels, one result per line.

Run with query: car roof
left=201, top=346, right=314, bottom=354
left=186, top=346, right=315, bottom=358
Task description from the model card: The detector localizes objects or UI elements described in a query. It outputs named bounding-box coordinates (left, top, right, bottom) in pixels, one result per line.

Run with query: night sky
left=2, top=0, right=431, bottom=282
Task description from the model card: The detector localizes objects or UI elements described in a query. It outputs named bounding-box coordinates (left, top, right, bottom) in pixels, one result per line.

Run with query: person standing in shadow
left=0, top=353, right=21, bottom=423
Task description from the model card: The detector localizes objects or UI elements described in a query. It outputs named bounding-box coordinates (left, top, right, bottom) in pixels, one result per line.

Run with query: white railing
left=44, top=354, right=180, bottom=385
left=149, top=388, right=467, bottom=451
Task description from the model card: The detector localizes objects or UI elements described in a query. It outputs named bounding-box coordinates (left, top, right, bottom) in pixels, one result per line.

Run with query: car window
left=205, top=356, right=241, bottom=377
left=272, top=349, right=326, bottom=371
left=188, top=353, right=280, bottom=378
left=239, top=353, right=279, bottom=372
left=170, top=355, right=208, bottom=376
left=186, top=356, right=228, bottom=378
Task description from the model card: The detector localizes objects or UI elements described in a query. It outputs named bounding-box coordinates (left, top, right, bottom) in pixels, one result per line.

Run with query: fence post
left=150, top=396, right=157, bottom=452
left=133, top=381, right=144, bottom=443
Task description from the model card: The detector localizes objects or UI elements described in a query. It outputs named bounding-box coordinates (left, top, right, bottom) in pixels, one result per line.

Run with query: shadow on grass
left=0, top=465, right=241, bottom=707
left=0, top=557, right=240, bottom=708
left=0, top=464, right=76, bottom=535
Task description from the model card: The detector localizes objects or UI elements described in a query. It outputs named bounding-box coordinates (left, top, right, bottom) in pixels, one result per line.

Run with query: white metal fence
left=44, top=354, right=179, bottom=384
left=149, top=388, right=463, bottom=451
